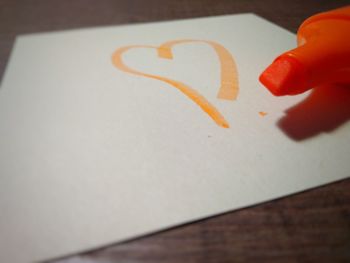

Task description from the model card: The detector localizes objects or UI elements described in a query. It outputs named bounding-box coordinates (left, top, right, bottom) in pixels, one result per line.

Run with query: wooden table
left=1, top=1, right=349, bottom=262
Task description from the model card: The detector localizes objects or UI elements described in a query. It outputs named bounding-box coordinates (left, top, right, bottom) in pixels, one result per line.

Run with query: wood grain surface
left=0, top=1, right=349, bottom=262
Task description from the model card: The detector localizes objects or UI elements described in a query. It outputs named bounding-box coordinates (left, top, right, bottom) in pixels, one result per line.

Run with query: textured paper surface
left=0, top=14, right=349, bottom=263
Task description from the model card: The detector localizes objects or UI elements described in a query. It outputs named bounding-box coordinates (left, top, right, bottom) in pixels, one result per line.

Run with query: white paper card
left=0, top=14, right=349, bottom=263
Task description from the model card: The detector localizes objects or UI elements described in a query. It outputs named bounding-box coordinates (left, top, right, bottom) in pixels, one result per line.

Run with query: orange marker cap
left=260, top=6, right=350, bottom=96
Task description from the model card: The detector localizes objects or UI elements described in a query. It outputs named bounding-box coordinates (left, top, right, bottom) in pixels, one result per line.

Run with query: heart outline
left=111, top=39, right=239, bottom=128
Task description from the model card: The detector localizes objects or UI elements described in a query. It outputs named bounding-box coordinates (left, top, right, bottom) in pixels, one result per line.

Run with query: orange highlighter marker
left=259, top=6, right=350, bottom=96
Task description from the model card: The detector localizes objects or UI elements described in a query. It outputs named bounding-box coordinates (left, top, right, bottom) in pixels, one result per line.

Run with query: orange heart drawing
left=111, top=39, right=239, bottom=128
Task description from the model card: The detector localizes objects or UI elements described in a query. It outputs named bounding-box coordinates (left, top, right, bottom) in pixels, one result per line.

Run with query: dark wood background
left=1, top=1, right=349, bottom=262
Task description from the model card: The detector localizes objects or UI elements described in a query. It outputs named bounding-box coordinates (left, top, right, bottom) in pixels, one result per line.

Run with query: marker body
left=260, top=6, right=350, bottom=96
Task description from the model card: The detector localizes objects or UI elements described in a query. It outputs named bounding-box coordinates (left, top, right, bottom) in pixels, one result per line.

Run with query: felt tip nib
left=259, top=56, right=307, bottom=96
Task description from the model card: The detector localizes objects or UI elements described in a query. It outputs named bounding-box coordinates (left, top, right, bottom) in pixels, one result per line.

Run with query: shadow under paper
left=277, top=84, right=350, bottom=141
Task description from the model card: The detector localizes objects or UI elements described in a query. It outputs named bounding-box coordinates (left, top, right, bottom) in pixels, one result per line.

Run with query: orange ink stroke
left=111, top=39, right=239, bottom=128
left=259, top=111, right=268, bottom=117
